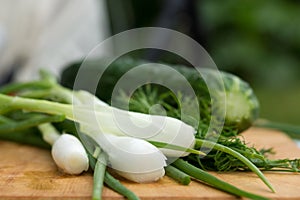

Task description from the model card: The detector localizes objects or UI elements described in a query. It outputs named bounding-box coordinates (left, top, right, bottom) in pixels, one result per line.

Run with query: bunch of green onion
left=0, top=71, right=280, bottom=200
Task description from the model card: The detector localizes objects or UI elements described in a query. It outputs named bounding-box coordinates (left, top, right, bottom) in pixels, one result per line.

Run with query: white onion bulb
left=51, top=134, right=89, bottom=175
left=92, top=134, right=166, bottom=183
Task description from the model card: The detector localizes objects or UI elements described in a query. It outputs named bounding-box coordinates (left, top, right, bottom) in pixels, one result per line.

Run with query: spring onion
left=0, top=90, right=197, bottom=183
left=51, top=133, right=89, bottom=175
left=1, top=68, right=292, bottom=200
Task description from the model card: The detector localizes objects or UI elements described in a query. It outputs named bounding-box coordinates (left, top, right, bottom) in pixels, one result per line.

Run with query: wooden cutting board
left=1, top=128, right=300, bottom=200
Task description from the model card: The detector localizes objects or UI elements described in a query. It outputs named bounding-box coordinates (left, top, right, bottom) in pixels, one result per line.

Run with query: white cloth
left=0, top=0, right=109, bottom=81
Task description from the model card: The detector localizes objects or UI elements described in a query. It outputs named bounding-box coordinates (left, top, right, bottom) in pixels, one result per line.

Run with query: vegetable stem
left=38, top=123, right=61, bottom=145
left=149, top=140, right=205, bottom=156
left=165, top=165, right=191, bottom=185
left=195, top=139, right=275, bottom=193
left=0, top=80, right=52, bottom=94
left=104, top=172, right=140, bottom=200
left=88, top=153, right=140, bottom=200
left=0, top=114, right=64, bottom=134
left=92, top=152, right=107, bottom=200
left=173, top=159, right=270, bottom=200
left=0, top=94, right=73, bottom=119
left=0, top=129, right=50, bottom=149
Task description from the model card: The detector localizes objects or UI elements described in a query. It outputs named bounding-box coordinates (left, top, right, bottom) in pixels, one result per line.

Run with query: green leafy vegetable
left=0, top=60, right=299, bottom=200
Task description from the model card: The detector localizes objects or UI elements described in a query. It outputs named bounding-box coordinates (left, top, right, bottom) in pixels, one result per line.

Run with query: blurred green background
left=105, top=0, right=300, bottom=125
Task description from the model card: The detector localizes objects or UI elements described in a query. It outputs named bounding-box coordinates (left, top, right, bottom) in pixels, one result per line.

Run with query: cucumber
left=60, top=57, right=259, bottom=132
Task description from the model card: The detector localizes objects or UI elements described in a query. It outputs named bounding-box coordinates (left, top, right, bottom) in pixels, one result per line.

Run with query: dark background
left=105, top=0, right=300, bottom=125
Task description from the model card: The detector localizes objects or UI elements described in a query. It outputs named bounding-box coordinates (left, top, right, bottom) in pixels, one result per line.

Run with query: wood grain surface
left=0, top=128, right=300, bottom=200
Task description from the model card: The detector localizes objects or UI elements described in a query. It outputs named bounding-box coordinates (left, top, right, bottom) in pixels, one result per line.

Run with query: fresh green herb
left=1, top=62, right=299, bottom=200
left=111, top=84, right=300, bottom=174
left=193, top=138, right=275, bottom=192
